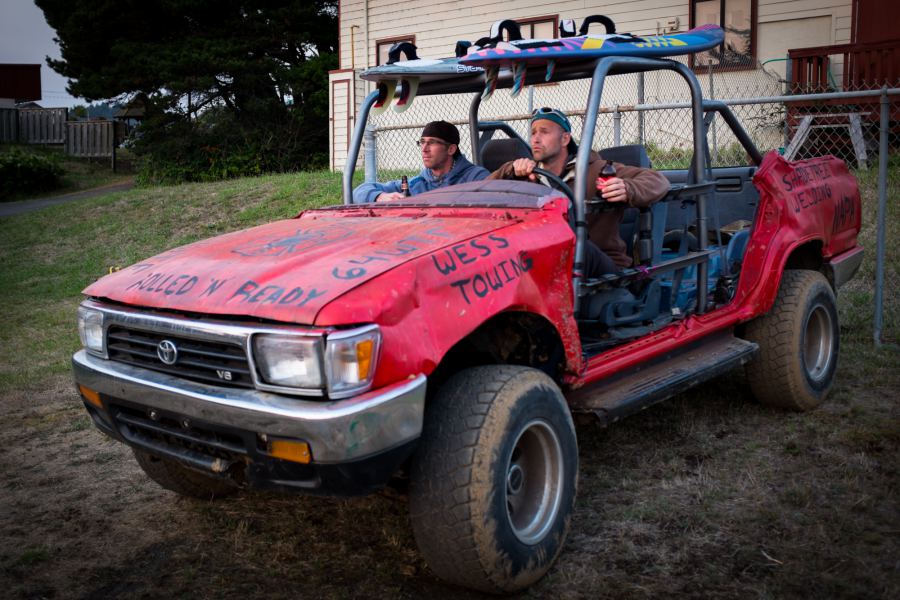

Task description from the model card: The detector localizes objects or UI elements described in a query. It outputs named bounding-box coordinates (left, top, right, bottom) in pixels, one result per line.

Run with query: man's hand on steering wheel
left=512, top=158, right=539, bottom=181
left=511, top=160, right=574, bottom=202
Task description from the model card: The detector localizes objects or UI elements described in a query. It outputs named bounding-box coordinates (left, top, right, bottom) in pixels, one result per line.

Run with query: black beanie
left=422, top=120, right=460, bottom=146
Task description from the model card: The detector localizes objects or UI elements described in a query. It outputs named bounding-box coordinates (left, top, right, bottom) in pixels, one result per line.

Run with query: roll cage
left=343, top=56, right=763, bottom=318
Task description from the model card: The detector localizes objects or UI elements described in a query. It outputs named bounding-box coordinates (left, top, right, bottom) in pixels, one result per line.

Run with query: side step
left=567, top=333, right=758, bottom=425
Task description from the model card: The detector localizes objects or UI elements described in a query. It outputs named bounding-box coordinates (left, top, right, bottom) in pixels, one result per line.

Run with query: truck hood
left=83, top=213, right=514, bottom=324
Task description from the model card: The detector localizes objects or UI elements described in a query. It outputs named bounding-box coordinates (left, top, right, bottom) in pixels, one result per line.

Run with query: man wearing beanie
left=353, top=120, right=489, bottom=203
left=489, top=107, right=669, bottom=276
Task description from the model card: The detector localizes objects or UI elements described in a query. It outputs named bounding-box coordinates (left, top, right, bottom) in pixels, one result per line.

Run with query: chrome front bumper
left=73, top=350, right=426, bottom=463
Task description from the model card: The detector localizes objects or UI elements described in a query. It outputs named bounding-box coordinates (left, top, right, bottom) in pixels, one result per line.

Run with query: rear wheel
left=133, top=450, right=238, bottom=500
left=744, top=269, right=839, bottom=411
left=409, top=366, right=577, bottom=593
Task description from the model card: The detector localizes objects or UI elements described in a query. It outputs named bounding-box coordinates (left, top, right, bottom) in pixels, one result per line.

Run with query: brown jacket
left=489, top=151, right=670, bottom=268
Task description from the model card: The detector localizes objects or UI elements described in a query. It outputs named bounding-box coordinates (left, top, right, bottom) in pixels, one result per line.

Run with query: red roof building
left=0, top=64, right=42, bottom=104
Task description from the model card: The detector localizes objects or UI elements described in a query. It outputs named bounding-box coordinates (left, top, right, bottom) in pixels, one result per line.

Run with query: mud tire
left=744, top=269, right=839, bottom=411
left=133, top=450, right=238, bottom=500
left=409, top=366, right=577, bottom=593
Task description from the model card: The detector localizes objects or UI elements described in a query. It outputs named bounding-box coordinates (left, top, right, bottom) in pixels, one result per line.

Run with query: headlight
left=78, top=306, right=104, bottom=354
left=251, top=325, right=381, bottom=398
left=253, top=335, right=324, bottom=388
left=324, top=325, right=381, bottom=398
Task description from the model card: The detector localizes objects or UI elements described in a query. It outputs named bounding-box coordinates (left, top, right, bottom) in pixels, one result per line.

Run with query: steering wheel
left=532, top=167, right=577, bottom=230
left=532, top=167, right=574, bottom=202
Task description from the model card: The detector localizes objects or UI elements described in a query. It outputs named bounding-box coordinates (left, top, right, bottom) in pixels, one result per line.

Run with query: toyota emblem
left=157, top=340, right=179, bottom=365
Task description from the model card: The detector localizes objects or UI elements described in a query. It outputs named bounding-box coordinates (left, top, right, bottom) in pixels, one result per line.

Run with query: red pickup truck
left=72, top=52, right=862, bottom=592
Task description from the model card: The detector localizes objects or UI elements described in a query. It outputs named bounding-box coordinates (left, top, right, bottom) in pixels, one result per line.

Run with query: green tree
left=37, top=0, right=338, bottom=178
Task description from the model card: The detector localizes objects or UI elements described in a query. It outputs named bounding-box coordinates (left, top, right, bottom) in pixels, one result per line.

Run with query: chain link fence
left=367, top=57, right=789, bottom=171
left=362, top=61, right=898, bottom=345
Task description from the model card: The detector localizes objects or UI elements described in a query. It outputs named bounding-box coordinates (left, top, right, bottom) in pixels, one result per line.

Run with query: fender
left=738, top=151, right=861, bottom=317
left=314, top=200, right=583, bottom=385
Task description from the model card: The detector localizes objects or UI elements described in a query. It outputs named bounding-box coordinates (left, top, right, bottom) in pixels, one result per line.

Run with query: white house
left=328, top=1, right=860, bottom=171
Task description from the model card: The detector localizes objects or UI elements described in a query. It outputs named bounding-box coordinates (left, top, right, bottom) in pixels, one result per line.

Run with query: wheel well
left=735, top=242, right=827, bottom=339
left=784, top=240, right=824, bottom=271
left=428, top=312, right=566, bottom=393
left=784, top=240, right=834, bottom=289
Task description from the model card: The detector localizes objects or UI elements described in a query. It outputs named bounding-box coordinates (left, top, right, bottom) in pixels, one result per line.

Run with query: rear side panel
left=742, top=151, right=862, bottom=310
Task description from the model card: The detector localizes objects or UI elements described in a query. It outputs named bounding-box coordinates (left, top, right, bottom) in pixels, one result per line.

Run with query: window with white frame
left=692, top=0, right=756, bottom=70
left=518, top=16, right=557, bottom=40
left=376, top=36, right=415, bottom=66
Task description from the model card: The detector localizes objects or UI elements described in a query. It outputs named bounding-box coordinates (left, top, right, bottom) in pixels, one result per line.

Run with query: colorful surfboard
left=460, top=24, right=725, bottom=99
left=360, top=20, right=725, bottom=109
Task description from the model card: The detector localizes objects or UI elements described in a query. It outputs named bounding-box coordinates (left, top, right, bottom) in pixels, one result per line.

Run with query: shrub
left=133, top=105, right=328, bottom=185
left=0, top=148, right=64, bottom=200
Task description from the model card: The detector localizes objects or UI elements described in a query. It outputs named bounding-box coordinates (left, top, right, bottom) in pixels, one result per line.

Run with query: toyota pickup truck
left=72, top=41, right=862, bottom=594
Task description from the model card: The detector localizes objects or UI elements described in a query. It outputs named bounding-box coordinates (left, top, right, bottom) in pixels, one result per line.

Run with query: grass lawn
left=0, top=166, right=897, bottom=599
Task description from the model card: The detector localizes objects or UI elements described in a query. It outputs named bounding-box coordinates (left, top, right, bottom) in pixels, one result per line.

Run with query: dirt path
left=0, top=180, right=135, bottom=217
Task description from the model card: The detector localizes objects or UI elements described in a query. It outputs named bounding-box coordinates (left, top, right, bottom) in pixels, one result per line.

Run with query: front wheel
left=409, top=366, right=578, bottom=593
left=744, top=269, right=839, bottom=411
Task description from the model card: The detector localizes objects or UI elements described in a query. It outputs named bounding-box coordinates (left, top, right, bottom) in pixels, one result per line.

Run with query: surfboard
left=359, top=20, right=724, bottom=110
left=361, top=58, right=488, bottom=115
left=460, top=24, right=725, bottom=99
left=359, top=25, right=525, bottom=114
left=360, top=58, right=484, bottom=83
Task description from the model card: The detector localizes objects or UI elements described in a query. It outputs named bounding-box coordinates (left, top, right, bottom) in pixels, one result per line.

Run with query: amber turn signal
left=79, top=384, right=103, bottom=409
left=267, top=439, right=312, bottom=464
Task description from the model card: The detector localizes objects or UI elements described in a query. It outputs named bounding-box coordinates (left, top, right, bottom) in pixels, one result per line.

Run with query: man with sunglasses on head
left=353, top=120, right=489, bottom=203
left=489, top=107, right=669, bottom=277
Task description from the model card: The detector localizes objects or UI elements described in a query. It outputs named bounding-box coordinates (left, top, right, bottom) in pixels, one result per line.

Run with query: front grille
left=107, top=326, right=253, bottom=388
left=112, top=402, right=248, bottom=457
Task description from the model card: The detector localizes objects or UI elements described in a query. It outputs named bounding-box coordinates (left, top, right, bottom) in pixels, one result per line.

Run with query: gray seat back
left=598, top=144, right=652, bottom=168
left=480, top=138, right=531, bottom=173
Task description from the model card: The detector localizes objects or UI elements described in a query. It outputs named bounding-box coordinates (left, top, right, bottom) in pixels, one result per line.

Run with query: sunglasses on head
left=532, top=107, right=565, bottom=118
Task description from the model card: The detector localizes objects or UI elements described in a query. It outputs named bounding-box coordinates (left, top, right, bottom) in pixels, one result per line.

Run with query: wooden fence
left=66, top=121, right=115, bottom=158
left=789, top=39, right=900, bottom=93
left=0, top=108, right=17, bottom=143
left=17, top=107, right=67, bottom=144
left=0, top=107, right=117, bottom=169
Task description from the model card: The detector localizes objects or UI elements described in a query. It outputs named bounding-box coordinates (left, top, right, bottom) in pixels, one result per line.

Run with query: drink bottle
left=596, top=160, right=616, bottom=193
left=400, top=175, right=411, bottom=197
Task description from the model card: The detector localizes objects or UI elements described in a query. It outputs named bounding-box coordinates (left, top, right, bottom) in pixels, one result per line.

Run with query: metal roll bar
left=573, top=56, right=710, bottom=316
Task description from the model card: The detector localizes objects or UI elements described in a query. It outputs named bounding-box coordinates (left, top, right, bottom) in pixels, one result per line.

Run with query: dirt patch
left=1, top=376, right=187, bottom=598
left=2, top=355, right=897, bottom=598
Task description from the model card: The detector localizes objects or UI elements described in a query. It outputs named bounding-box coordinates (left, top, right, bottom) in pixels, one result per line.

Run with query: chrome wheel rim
left=505, top=419, right=564, bottom=545
left=803, top=303, right=835, bottom=383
